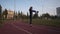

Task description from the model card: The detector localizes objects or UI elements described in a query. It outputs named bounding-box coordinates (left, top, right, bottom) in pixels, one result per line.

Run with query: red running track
left=0, top=20, right=60, bottom=34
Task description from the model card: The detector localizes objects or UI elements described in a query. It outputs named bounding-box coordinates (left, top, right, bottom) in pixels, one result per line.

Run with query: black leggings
left=30, top=14, right=32, bottom=24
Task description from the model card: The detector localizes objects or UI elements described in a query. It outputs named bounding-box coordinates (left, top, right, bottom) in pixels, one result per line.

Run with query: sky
left=0, top=0, right=60, bottom=16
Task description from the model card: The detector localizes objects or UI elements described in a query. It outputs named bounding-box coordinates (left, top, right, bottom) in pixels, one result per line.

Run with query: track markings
left=11, top=23, right=32, bottom=34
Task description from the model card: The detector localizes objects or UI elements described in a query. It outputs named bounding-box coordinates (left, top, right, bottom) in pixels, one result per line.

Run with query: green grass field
left=23, top=19, right=60, bottom=27
left=0, top=20, right=3, bottom=28
left=0, top=18, right=60, bottom=27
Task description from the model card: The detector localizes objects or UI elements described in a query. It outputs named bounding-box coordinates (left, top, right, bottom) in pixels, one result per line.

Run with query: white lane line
left=10, top=22, right=60, bottom=34
left=11, top=23, right=32, bottom=34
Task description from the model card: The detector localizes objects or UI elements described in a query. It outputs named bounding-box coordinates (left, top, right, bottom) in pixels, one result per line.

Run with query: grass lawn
left=0, top=20, right=3, bottom=28
left=22, top=18, right=60, bottom=27
left=1, top=18, right=60, bottom=27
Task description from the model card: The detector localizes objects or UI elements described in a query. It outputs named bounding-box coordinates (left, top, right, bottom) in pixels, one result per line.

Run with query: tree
left=50, top=15, right=58, bottom=19
left=20, top=11, right=27, bottom=19
left=41, top=13, right=50, bottom=19
left=27, top=12, right=29, bottom=18
left=0, top=5, right=3, bottom=24
left=14, top=11, right=18, bottom=19
left=20, top=11, right=23, bottom=18
left=0, top=5, right=2, bottom=18
left=3, top=9, right=8, bottom=19
left=42, top=13, right=50, bottom=17
left=13, top=11, right=18, bottom=19
left=33, top=11, right=39, bottom=18
left=18, top=11, right=21, bottom=18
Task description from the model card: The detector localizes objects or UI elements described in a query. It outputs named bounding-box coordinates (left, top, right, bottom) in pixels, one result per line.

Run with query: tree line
left=0, top=5, right=59, bottom=20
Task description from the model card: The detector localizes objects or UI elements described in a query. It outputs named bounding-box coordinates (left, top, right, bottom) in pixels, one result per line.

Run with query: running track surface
left=0, top=20, right=60, bottom=34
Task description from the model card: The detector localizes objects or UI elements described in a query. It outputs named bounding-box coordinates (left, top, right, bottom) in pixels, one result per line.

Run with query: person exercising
left=29, top=6, right=36, bottom=26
